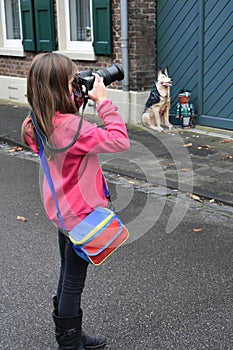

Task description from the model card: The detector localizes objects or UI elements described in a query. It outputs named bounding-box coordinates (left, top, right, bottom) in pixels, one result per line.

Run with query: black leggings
left=56, top=231, right=89, bottom=317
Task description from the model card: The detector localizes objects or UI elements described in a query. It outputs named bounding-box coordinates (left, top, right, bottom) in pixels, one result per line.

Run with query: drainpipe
left=120, top=0, right=129, bottom=92
left=120, top=0, right=131, bottom=122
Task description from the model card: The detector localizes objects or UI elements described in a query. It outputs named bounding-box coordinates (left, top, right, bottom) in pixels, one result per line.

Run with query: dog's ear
left=164, top=66, right=169, bottom=76
left=157, top=67, right=162, bottom=79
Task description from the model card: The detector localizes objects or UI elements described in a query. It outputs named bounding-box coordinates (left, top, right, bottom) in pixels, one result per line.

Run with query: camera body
left=72, top=63, right=124, bottom=95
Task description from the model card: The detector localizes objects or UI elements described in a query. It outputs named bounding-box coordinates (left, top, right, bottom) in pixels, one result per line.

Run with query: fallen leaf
left=128, top=180, right=135, bottom=184
left=189, top=193, right=204, bottom=203
left=221, top=139, right=232, bottom=144
left=197, top=145, right=211, bottom=150
left=180, top=168, right=192, bottom=172
left=183, top=143, right=193, bottom=147
left=192, top=228, right=204, bottom=233
left=221, top=155, right=233, bottom=160
left=8, top=146, right=23, bottom=153
left=17, top=216, right=28, bottom=222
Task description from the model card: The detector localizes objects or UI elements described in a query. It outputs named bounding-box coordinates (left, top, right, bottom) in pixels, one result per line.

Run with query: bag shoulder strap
left=35, top=132, right=67, bottom=233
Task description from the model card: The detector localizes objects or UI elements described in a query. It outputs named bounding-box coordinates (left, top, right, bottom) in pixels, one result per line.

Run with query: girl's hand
left=88, top=74, right=107, bottom=105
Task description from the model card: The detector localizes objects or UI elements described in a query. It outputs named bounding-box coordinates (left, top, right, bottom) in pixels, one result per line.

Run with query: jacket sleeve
left=68, top=100, right=130, bottom=156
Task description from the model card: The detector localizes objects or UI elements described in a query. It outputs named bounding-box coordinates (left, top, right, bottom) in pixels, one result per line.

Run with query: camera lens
left=73, top=64, right=125, bottom=93
left=96, top=63, right=124, bottom=86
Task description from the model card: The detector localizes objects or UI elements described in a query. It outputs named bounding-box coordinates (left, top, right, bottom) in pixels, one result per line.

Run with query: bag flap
left=69, top=207, right=115, bottom=245
left=88, top=226, right=129, bottom=266
left=81, top=217, right=123, bottom=256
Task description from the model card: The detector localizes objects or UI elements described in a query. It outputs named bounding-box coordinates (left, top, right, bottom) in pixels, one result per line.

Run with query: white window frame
left=0, top=0, right=24, bottom=56
left=57, top=0, right=96, bottom=61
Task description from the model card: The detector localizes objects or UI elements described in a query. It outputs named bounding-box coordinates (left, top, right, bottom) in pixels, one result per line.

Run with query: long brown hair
left=22, top=53, right=78, bottom=145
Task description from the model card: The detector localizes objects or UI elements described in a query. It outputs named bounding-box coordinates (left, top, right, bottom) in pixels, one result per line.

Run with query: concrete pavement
left=0, top=102, right=233, bottom=206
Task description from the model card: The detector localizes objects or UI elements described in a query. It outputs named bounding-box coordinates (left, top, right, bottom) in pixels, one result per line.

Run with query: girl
left=22, top=53, right=130, bottom=350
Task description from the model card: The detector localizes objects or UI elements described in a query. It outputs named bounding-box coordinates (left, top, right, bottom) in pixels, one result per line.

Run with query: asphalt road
left=0, top=145, right=232, bottom=350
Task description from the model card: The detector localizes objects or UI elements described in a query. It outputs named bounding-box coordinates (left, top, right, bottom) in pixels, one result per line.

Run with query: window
left=69, top=0, right=91, bottom=42
left=57, top=0, right=112, bottom=60
left=62, top=0, right=94, bottom=58
left=4, top=0, right=20, bottom=39
left=0, top=0, right=23, bottom=52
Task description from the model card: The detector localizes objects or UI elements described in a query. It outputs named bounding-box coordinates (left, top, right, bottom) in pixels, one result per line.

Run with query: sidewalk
left=0, top=102, right=233, bottom=206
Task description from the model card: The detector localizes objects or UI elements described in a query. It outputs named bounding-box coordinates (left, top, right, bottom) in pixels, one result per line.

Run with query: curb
left=0, top=136, right=31, bottom=152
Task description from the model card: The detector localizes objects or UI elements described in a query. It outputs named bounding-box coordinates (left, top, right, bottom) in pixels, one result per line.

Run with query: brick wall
left=0, top=54, right=33, bottom=78
left=0, top=0, right=157, bottom=92
left=128, top=0, right=157, bottom=90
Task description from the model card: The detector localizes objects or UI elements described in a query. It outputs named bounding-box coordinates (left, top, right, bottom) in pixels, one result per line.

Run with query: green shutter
left=34, top=0, right=56, bottom=52
left=93, top=0, right=112, bottom=55
left=20, top=0, right=36, bottom=51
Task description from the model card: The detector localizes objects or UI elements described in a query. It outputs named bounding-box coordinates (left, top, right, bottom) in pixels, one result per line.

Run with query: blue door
left=157, top=0, right=233, bottom=130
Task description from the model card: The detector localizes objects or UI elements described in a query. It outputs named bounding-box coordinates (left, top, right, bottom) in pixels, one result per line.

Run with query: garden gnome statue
left=176, top=90, right=195, bottom=128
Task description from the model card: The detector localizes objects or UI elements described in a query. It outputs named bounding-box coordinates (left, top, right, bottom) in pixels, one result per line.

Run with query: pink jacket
left=24, top=100, right=130, bottom=230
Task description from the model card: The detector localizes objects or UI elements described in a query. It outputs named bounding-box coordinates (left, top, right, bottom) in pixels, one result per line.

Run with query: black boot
left=53, top=296, right=107, bottom=349
left=53, top=310, right=84, bottom=350
left=81, top=330, right=107, bottom=349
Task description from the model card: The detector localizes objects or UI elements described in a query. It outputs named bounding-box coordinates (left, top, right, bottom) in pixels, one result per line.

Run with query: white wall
left=0, top=76, right=27, bottom=103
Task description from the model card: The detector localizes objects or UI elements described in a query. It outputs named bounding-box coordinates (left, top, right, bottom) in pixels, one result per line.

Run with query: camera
left=72, top=63, right=124, bottom=94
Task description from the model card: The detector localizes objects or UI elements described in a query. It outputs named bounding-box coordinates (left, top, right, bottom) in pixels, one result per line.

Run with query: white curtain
left=69, top=0, right=91, bottom=41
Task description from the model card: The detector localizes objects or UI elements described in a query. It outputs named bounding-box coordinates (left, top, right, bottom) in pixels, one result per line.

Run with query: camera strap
left=30, top=92, right=89, bottom=154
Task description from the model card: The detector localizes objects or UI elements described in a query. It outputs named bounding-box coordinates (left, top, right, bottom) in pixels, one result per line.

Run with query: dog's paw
left=149, top=125, right=164, bottom=132
left=158, top=126, right=164, bottom=132
left=166, top=123, right=173, bottom=130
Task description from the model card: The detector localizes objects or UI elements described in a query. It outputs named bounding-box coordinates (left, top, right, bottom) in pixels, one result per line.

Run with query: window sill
left=56, top=50, right=97, bottom=61
left=0, top=48, right=26, bottom=57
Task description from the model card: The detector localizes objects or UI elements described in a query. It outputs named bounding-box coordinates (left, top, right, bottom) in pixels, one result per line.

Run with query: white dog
left=141, top=67, right=173, bottom=132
